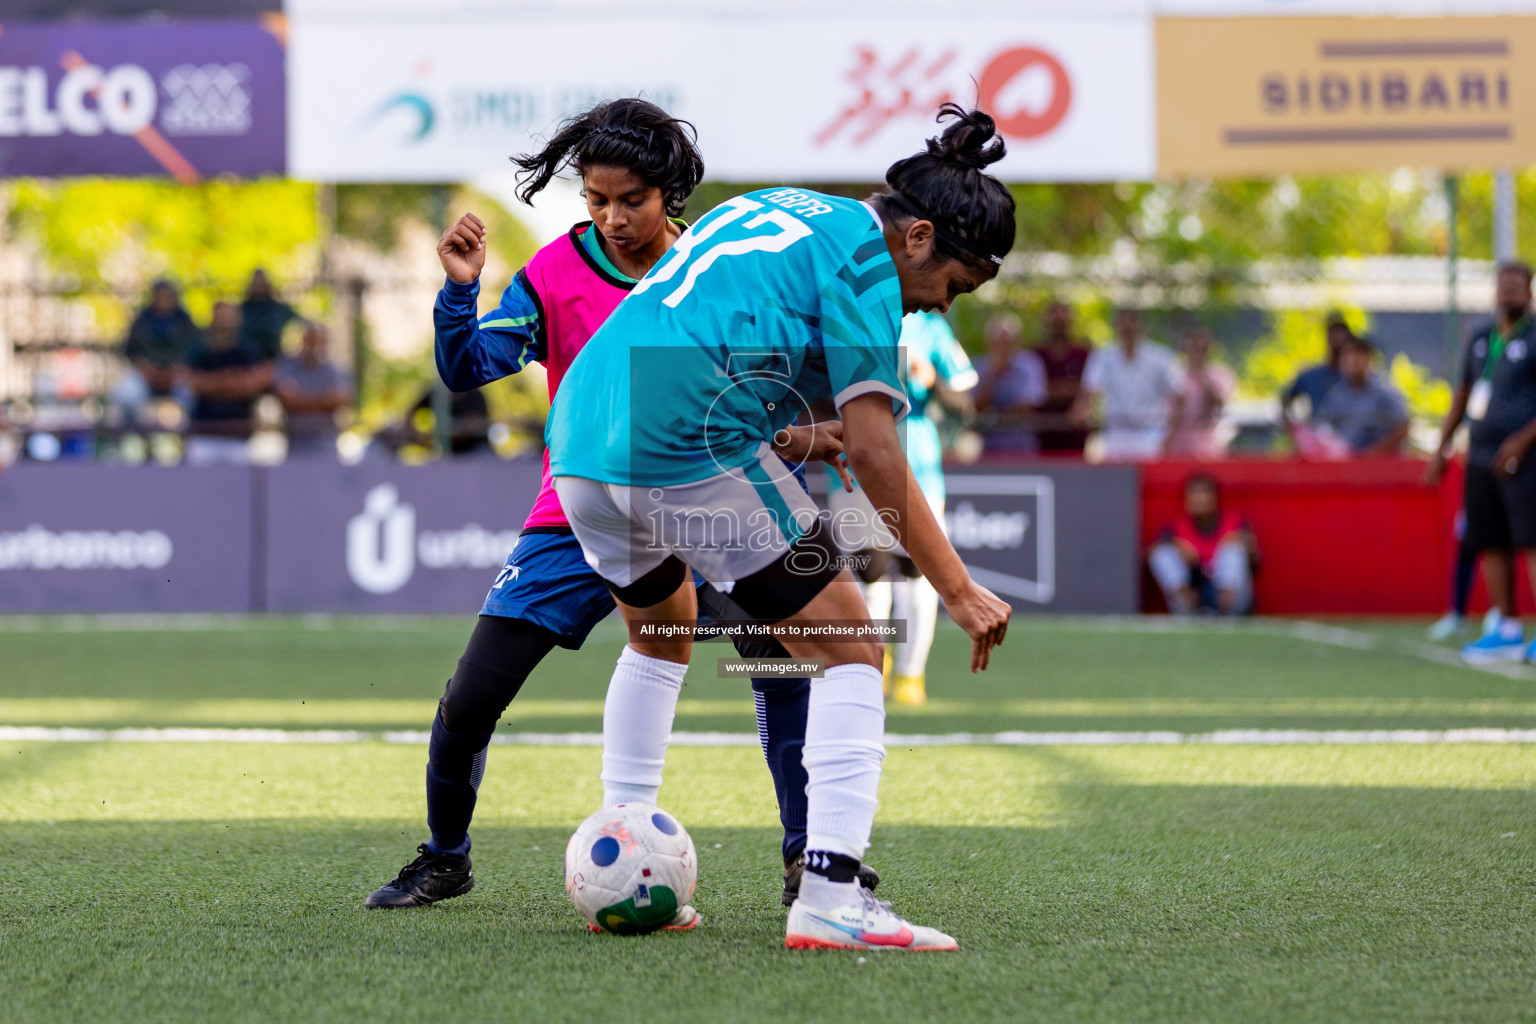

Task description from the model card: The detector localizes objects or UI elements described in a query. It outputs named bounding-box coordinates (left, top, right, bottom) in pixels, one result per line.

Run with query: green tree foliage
left=7, top=178, right=321, bottom=326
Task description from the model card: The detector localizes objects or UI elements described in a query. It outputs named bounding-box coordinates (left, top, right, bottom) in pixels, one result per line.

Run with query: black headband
left=884, top=192, right=1005, bottom=267
left=589, top=122, right=654, bottom=146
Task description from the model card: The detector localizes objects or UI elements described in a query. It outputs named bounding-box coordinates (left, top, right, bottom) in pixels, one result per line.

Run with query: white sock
left=894, top=576, right=939, bottom=678
left=601, top=645, right=686, bottom=807
left=798, top=871, right=859, bottom=911
left=803, top=662, right=886, bottom=860
left=863, top=577, right=892, bottom=624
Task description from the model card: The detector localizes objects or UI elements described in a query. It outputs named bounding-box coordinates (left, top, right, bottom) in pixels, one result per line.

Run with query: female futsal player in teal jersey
left=547, top=106, right=1016, bottom=951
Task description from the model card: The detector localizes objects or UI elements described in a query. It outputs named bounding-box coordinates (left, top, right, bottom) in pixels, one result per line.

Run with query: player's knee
left=627, top=638, right=692, bottom=663
left=440, top=663, right=519, bottom=735
left=820, top=639, right=883, bottom=670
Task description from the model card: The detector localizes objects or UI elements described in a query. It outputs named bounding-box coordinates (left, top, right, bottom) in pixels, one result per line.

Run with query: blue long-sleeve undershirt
left=433, top=273, right=546, bottom=393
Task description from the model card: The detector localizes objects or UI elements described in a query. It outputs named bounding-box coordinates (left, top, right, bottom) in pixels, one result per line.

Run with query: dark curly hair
left=511, top=98, right=704, bottom=217
left=873, top=103, right=1016, bottom=273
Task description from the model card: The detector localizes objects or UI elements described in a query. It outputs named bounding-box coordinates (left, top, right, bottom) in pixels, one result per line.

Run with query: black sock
left=425, top=705, right=493, bottom=858
left=804, top=850, right=860, bottom=884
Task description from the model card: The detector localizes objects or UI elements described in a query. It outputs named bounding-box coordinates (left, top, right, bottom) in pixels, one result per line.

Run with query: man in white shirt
left=1072, top=308, right=1182, bottom=461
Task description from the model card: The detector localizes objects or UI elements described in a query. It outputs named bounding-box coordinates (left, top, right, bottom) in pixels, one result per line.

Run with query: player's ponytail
left=512, top=98, right=704, bottom=217
left=876, top=104, right=1016, bottom=273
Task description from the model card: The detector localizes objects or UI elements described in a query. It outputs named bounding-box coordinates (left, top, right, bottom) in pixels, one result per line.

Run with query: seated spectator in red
left=1164, top=325, right=1235, bottom=458
left=185, top=302, right=273, bottom=465
left=1148, top=473, right=1258, bottom=615
left=276, top=323, right=353, bottom=460
left=1034, top=300, right=1091, bottom=453
left=972, top=312, right=1046, bottom=452
left=1311, top=335, right=1410, bottom=456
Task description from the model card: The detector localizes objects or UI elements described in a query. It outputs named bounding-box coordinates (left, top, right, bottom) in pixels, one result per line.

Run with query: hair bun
left=924, top=103, right=1006, bottom=170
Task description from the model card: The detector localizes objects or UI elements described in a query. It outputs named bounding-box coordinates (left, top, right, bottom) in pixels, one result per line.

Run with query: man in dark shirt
left=123, top=280, right=200, bottom=396
left=185, top=302, right=274, bottom=464
left=239, top=268, right=299, bottom=360
left=1033, top=300, right=1091, bottom=453
left=1280, top=314, right=1352, bottom=429
left=1426, top=262, right=1536, bottom=664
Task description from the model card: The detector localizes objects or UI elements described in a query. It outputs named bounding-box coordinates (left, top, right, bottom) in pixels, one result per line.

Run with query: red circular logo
left=978, top=47, right=1072, bottom=139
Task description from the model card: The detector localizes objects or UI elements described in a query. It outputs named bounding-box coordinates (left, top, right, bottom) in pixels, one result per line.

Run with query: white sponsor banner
left=288, top=18, right=1153, bottom=182
left=1155, top=1, right=1536, bottom=14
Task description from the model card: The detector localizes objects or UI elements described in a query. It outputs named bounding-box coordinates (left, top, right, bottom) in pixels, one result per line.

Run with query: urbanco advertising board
left=263, top=460, right=543, bottom=613
left=0, top=464, right=253, bottom=612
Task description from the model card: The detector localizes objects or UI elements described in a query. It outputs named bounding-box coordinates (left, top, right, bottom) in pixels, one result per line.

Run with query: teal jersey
left=904, top=311, right=977, bottom=500
left=827, top=311, right=977, bottom=501
left=547, top=188, right=908, bottom=487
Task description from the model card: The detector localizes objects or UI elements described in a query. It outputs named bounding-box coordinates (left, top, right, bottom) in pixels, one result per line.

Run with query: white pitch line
left=4, top=726, right=1536, bottom=746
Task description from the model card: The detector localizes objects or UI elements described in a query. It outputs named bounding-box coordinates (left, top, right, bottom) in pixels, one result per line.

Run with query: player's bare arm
left=840, top=392, right=1010, bottom=671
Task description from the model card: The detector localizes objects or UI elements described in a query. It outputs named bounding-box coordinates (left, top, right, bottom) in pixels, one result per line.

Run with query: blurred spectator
left=1280, top=313, right=1351, bottom=428
left=1164, top=325, right=1235, bottom=458
left=239, top=268, right=299, bottom=360
left=275, top=323, right=352, bottom=459
left=122, top=280, right=199, bottom=399
left=972, top=312, right=1046, bottom=452
left=184, top=302, right=273, bottom=465
left=1148, top=473, right=1258, bottom=615
left=1034, top=300, right=1091, bottom=453
left=381, top=386, right=493, bottom=458
left=1073, top=308, right=1181, bottom=461
left=1310, top=335, right=1409, bottom=456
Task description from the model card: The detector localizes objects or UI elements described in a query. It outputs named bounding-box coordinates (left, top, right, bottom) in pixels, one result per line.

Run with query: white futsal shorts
left=554, top=443, right=820, bottom=588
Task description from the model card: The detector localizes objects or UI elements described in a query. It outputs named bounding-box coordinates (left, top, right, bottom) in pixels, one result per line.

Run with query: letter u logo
left=347, top=483, right=416, bottom=594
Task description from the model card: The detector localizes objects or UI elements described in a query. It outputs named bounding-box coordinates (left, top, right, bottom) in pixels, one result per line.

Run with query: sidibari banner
left=287, top=17, right=1154, bottom=183
left=1157, top=14, right=1536, bottom=175
left=0, top=19, right=286, bottom=179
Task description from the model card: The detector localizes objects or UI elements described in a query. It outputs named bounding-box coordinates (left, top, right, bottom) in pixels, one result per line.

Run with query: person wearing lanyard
left=1427, top=261, right=1536, bottom=664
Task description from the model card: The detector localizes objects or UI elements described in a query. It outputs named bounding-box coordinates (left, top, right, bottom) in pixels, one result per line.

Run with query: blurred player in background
left=365, top=99, right=857, bottom=917
left=829, top=310, right=978, bottom=705
left=1428, top=262, right=1534, bottom=663
left=547, top=105, right=1014, bottom=952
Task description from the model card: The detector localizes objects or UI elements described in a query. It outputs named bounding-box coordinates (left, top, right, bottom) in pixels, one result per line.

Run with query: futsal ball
left=564, top=803, right=697, bottom=935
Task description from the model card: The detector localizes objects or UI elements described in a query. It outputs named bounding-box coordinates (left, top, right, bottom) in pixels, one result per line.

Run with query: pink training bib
left=520, top=223, right=632, bottom=530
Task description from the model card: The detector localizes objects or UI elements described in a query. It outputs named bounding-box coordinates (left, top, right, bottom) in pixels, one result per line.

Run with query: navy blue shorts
left=479, top=528, right=615, bottom=649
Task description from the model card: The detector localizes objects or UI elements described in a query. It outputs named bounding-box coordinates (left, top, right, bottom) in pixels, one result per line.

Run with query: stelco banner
left=0, top=463, right=1140, bottom=614
left=1157, top=15, right=1536, bottom=176
left=0, top=19, right=286, bottom=179
left=288, top=18, right=1154, bottom=182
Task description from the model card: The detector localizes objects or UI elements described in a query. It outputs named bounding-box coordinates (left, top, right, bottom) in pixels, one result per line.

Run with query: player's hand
left=438, top=212, right=487, bottom=284
left=774, top=421, right=853, bottom=492
left=943, top=578, right=1011, bottom=672
left=1422, top=450, right=1447, bottom=486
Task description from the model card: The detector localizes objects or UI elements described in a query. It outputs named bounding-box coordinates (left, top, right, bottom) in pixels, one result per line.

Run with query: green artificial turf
left=1, top=616, right=1533, bottom=1022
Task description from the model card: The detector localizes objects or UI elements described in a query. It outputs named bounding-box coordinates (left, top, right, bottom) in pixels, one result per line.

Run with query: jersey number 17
left=631, top=196, right=813, bottom=308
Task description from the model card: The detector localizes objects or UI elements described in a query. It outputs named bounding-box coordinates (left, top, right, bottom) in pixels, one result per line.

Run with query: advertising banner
left=0, top=464, right=252, bottom=612
left=0, top=19, right=286, bottom=179
left=263, top=460, right=543, bottom=613
left=945, top=465, right=1141, bottom=615
left=288, top=17, right=1154, bottom=182
left=1157, top=15, right=1536, bottom=176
